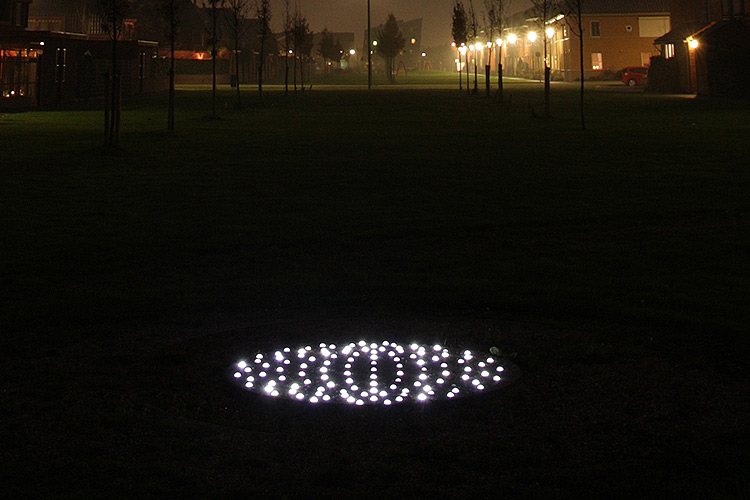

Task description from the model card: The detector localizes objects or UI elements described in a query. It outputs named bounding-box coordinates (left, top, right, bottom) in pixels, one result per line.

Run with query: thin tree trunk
left=235, top=35, right=241, bottom=107
left=466, top=52, right=470, bottom=94
left=472, top=54, right=478, bottom=94
left=211, top=3, right=217, bottom=118
left=109, top=15, right=119, bottom=145
left=104, top=73, right=111, bottom=142
left=497, top=62, right=503, bottom=101
left=300, top=56, right=305, bottom=92
left=169, top=36, right=175, bottom=130
left=579, top=26, right=585, bottom=130
left=458, top=50, right=462, bottom=90
left=258, top=53, right=263, bottom=100
left=284, top=53, right=289, bottom=94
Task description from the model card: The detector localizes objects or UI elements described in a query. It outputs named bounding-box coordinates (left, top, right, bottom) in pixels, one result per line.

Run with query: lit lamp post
left=495, top=37, right=503, bottom=100
left=459, top=44, right=468, bottom=92
left=507, top=33, right=517, bottom=76
left=527, top=31, right=538, bottom=80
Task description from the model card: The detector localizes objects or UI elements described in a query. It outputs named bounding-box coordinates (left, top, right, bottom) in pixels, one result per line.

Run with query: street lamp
left=528, top=31, right=537, bottom=43
left=507, top=33, right=517, bottom=45
left=546, top=27, right=555, bottom=39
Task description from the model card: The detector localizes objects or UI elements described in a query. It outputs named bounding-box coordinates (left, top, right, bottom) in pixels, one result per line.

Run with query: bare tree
left=467, top=0, right=479, bottom=94
left=99, top=0, right=131, bottom=146
left=530, top=0, right=555, bottom=117
left=292, top=9, right=311, bottom=92
left=484, top=0, right=511, bottom=98
left=283, top=0, right=292, bottom=94
left=156, top=0, right=189, bottom=130
left=561, top=0, right=585, bottom=130
left=203, top=0, right=223, bottom=119
left=224, top=0, right=251, bottom=108
left=451, top=1, right=468, bottom=91
left=254, top=0, right=271, bottom=100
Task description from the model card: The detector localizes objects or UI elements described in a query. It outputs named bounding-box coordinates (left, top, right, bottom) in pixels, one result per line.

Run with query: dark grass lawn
left=1, top=84, right=749, bottom=498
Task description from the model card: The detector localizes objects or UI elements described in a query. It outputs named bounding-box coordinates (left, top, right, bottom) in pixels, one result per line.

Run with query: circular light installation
left=229, top=341, right=512, bottom=406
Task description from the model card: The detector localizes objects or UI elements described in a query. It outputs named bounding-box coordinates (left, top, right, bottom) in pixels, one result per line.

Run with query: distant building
left=653, top=0, right=749, bottom=97
left=501, top=0, right=671, bottom=80
left=1, top=0, right=164, bottom=109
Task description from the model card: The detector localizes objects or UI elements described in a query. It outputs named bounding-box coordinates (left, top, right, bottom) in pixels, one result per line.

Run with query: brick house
left=1, top=0, right=165, bottom=109
left=501, top=0, right=671, bottom=80
left=652, top=0, right=749, bottom=97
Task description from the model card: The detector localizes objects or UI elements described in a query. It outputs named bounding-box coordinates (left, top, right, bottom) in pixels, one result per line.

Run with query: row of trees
left=451, top=0, right=585, bottom=129
left=99, top=0, right=320, bottom=143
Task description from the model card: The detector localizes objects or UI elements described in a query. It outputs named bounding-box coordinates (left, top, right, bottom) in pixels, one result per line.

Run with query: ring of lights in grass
left=229, top=341, right=510, bottom=406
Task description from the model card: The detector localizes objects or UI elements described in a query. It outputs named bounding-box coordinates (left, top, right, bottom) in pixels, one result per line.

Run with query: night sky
left=270, top=0, right=531, bottom=47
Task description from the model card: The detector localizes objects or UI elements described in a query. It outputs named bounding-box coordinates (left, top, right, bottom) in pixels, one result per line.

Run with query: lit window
left=591, top=52, right=603, bottom=70
left=664, top=43, right=675, bottom=59
left=591, top=21, right=601, bottom=37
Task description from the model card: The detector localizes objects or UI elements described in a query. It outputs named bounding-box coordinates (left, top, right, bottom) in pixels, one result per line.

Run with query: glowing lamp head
left=688, top=37, right=699, bottom=50
left=349, top=49, right=356, bottom=55
left=546, top=27, right=555, bottom=39
left=372, top=40, right=378, bottom=46
left=507, top=33, right=517, bottom=45
left=496, top=38, right=503, bottom=47
left=487, top=41, right=493, bottom=49
left=528, top=31, right=537, bottom=43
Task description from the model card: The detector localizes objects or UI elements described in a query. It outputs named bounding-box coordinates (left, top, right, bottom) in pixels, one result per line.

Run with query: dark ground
left=1, top=85, right=749, bottom=498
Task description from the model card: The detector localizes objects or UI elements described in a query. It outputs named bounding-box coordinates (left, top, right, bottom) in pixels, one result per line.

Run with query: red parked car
left=621, top=66, right=649, bottom=86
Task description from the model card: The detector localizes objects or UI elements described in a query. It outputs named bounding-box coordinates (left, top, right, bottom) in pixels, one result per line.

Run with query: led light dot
left=231, top=341, right=510, bottom=405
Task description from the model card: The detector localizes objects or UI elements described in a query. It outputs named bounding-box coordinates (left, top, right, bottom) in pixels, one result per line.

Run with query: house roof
left=691, top=19, right=750, bottom=38
left=654, top=22, right=707, bottom=43
left=578, top=0, right=670, bottom=14
left=506, top=0, right=669, bottom=27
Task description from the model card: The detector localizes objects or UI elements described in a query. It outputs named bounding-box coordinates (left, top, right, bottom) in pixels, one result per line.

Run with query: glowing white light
left=508, top=33, right=517, bottom=45
left=528, top=31, right=537, bottom=43
left=231, top=341, right=511, bottom=405
left=546, top=27, right=555, bottom=39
